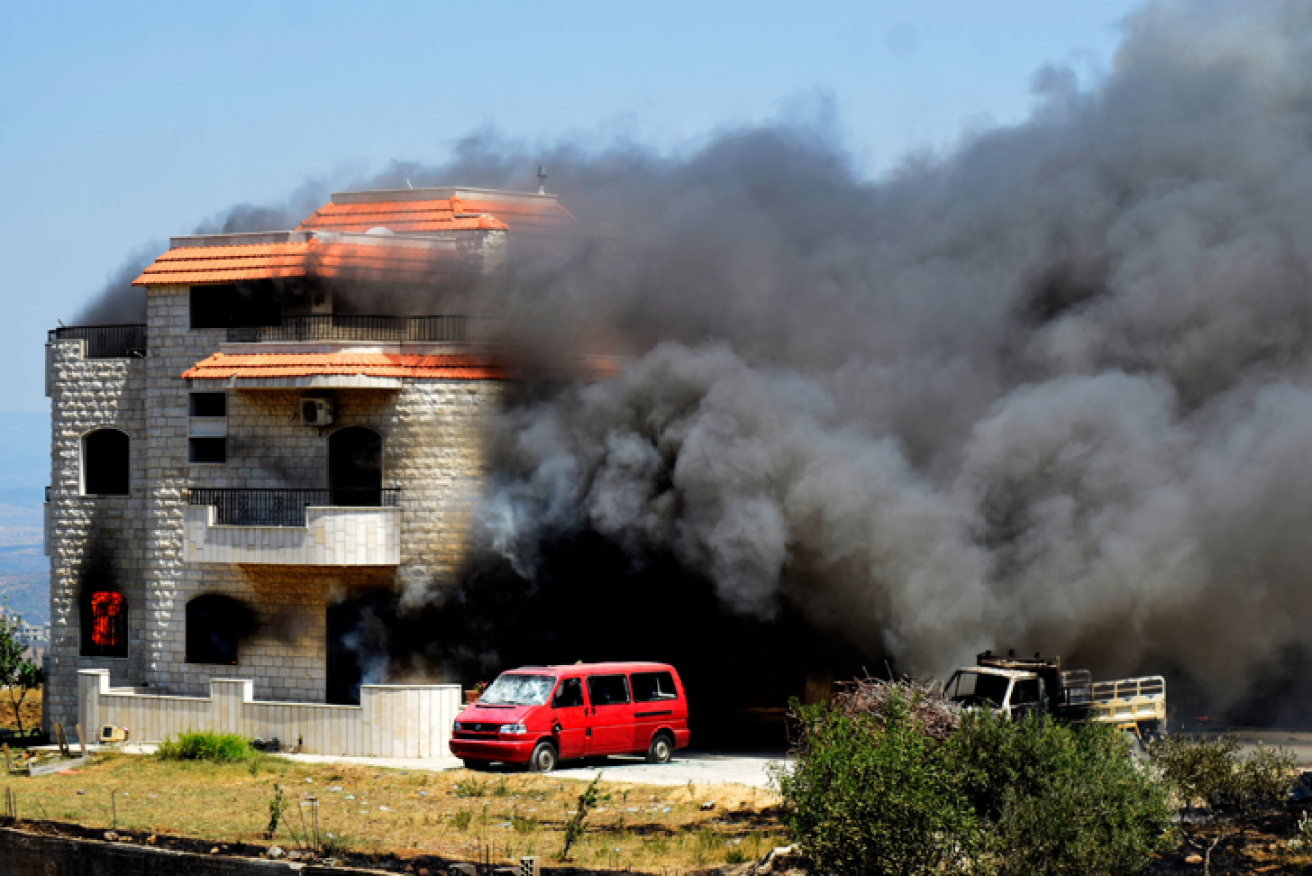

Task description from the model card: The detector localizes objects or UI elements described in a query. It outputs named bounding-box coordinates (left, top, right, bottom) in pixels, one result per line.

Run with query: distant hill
left=0, top=414, right=49, bottom=623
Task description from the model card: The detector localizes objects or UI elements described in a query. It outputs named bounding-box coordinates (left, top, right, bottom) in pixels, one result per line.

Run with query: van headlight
left=453, top=721, right=464, bottom=732
left=499, top=723, right=526, bottom=735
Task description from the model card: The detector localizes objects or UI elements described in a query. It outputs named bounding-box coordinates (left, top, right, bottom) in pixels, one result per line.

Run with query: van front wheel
left=529, top=740, right=558, bottom=773
left=646, top=733, right=673, bottom=764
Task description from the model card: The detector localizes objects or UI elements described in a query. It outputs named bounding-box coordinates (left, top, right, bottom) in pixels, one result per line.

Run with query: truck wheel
left=646, top=733, right=673, bottom=764
left=462, top=759, right=490, bottom=771
left=528, top=740, right=558, bottom=773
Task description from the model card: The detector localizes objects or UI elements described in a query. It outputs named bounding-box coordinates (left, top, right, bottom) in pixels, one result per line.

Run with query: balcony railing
left=226, top=315, right=533, bottom=344
left=188, top=488, right=401, bottom=527
left=48, top=325, right=148, bottom=358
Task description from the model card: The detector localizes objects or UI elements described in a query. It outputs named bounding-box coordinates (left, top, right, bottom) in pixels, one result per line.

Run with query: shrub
left=774, top=691, right=978, bottom=876
left=947, top=713, right=1172, bottom=875
left=155, top=730, right=251, bottom=762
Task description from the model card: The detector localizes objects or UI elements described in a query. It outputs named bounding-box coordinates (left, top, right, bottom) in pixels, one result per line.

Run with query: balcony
left=48, top=324, right=148, bottom=358
left=226, top=314, right=533, bottom=344
left=184, top=488, right=401, bottom=566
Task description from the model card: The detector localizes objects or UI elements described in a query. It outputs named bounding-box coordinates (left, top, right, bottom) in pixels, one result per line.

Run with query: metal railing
left=48, top=325, right=148, bottom=358
left=188, top=488, right=401, bottom=527
left=226, top=315, right=534, bottom=344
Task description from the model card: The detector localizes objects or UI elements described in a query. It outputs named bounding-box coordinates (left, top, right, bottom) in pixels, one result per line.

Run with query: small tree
left=0, top=609, right=43, bottom=736
left=1148, top=733, right=1295, bottom=875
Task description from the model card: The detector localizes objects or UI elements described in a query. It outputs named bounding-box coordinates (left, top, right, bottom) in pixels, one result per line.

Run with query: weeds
left=451, top=810, right=473, bottom=832
left=264, top=783, right=288, bottom=839
left=155, top=731, right=250, bottom=763
left=510, top=813, right=539, bottom=835
left=452, top=777, right=488, bottom=798
left=560, top=774, right=608, bottom=861
left=493, top=776, right=510, bottom=797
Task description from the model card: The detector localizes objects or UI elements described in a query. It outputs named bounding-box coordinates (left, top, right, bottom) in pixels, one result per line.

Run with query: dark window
left=631, top=671, right=678, bottom=702
left=81, top=591, right=128, bottom=657
left=328, top=426, right=383, bottom=506
left=188, top=437, right=227, bottom=463
left=189, top=283, right=282, bottom=329
left=188, top=392, right=227, bottom=417
left=186, top=595, right=249, bottom=665
left=1012, top=679, right=1040, bottom=705
left=83, top=429, right=130, bottom=495
left=552, top=678, right=584, bottom=709
left=587, top=675, right=630, bottom=706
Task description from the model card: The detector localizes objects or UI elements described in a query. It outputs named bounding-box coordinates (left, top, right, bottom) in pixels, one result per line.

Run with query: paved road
left=279, top=750, right=789, bottom=789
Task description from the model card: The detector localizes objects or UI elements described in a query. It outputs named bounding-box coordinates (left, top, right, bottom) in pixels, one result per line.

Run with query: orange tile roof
left=297, top=197, right=578, bottom=236
left=132, top=239, right=472, bottom=286
left=182, top=352, right=509, bottom=381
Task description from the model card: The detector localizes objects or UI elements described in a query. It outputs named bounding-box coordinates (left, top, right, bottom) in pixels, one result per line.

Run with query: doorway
left=328, top=426, right=382, bottom=506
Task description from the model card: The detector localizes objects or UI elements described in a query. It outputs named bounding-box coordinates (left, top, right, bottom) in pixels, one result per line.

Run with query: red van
left=449, top=662, right=690, bottom=772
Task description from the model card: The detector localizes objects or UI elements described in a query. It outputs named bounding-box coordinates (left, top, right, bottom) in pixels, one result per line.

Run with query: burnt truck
left=943, top=651, right=1167, bottom=740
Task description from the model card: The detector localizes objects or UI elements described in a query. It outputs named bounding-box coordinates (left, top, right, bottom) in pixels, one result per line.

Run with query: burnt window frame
left=80, top=591, right=128, bottom=658
left=81, top=428, right=131, bottom=496
left=188, top=283, right=283, bottom=330
left=185, top=594, right=244, bottom=665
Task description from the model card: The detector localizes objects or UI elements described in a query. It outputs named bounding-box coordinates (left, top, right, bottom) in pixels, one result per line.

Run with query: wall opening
left=328, top=426, right=382, bottom=506
left=82, top=429, right=130, bottom=495
left=189, top=283, right=283, bottom=329
left=186, top=594, right=252, bottom=665
left=81, top=591, right=128, bottom=657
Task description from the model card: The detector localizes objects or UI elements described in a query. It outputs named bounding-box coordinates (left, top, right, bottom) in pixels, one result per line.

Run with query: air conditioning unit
left=300, top=398, right=334, bottom=426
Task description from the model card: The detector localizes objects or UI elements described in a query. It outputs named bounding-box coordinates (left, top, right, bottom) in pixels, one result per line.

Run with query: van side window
left=1011, top=679, right=1040, bottom=705
left=631, top=671, right=678, bottom=702
left=553, top=678, right=584, bottom=708
left=587, top=675, right=630, bottom=706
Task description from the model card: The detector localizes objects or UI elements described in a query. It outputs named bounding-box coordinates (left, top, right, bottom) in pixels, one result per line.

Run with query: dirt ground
left=0, top=749, right=787, bottom=873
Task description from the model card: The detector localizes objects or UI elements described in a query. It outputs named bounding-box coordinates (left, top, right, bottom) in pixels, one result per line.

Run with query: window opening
left=188, top=391, right=227, bottom=464
left=81, top=591, right=128, bottom=657
left=83, top=429, right=130, bottom=495
left=631, top=671, right=678, bottom=702
left=328, top=426, right=382, bottom=506
left=186, top=594, right=248, bottom=665
left=189, top=283, right=282, bottom=330
left=552, top=678, right=584, bottom=709
left=587, top=675, right=631, bottom=706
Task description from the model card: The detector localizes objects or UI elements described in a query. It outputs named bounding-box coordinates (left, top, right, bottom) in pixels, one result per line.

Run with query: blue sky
left=0, top=0, right=1143, bottom=413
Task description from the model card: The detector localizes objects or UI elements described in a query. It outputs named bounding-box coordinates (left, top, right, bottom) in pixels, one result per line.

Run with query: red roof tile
left=297, top=197, right=578, bottom=236
left=182, top=351, right=509, bottom=381
left=132, top=239, right=471, bottom=287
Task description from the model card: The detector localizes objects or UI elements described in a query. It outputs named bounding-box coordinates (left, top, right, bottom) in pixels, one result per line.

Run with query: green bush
left=774, top=691, right=978, bottom=876
left=1148, top=733, right=1294, bottom=819
left=948, top=713, right=1172, bottom=875
left=155, top=730, right=251, bottom=762
left=775, top=693, right=1173, bottom=876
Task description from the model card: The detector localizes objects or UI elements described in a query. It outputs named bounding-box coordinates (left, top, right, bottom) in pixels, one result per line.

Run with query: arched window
left=83, top=429, right=130, bottom=495
left=328, top=426, right=382, bottom=506
left=81, top=591, right=128, bottom=657
left=186, top=595, right=252, bottom=665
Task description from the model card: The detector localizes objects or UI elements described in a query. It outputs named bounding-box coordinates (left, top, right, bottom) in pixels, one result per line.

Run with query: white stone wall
left=184, top=505, right=401, bottom=565
left=45, top=340, right=150, bottom=729
left=49, top=284, right=506, bottom=726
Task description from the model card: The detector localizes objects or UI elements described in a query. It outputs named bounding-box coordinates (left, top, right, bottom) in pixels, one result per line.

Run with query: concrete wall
left=79, top=669, right=461, bottom=757
left=184, top=506, right=402, bottom=566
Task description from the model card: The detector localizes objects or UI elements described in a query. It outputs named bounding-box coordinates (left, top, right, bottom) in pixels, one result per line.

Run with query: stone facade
left=45, top=285, right=506, bottom=729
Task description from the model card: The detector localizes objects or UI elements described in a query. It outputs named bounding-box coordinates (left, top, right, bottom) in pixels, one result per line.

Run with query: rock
left=102, top=831, right=118, bottom=842
left=700, top=801, right=716, bottom=811
left=1186, top=854, right=1203, bottom=865
left=267, top=845, right=286, bottom=859
left=210, top=847, right=220, bottom=855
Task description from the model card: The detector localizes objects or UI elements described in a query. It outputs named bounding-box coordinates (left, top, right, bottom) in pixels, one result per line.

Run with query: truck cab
left=944, top=666, right=1048, bottom=719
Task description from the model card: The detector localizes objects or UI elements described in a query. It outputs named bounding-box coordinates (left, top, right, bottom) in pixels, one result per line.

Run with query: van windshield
left=946, top=671, right=1012, bottom=708
left=480, top=674, right=555, bottom=706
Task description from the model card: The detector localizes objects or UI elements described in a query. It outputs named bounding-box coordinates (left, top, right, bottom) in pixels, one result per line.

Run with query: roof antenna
left=406, top=180, right=414, bottom=190
left=537, top=165, right=547, bottom=195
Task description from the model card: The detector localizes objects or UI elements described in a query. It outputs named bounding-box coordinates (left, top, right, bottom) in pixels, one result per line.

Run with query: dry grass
left=0, top=750, right=787, bottom=872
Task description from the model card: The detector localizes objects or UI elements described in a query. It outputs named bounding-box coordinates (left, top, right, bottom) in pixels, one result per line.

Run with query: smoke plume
left=73, top=0, right=1312, bottom=712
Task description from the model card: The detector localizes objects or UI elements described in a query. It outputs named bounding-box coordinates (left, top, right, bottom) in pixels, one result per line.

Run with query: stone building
left=43, top=185, right=583, bottom=734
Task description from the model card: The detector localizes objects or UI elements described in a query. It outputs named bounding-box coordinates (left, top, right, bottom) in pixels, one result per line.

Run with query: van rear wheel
left=529, top=740, right=558, bottom=773
left=646, top=733, right=673, bottom=764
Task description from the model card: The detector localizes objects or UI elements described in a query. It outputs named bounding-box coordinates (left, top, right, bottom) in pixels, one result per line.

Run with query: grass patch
left=155, top=731, right=251, bottom=763
left=0, top=752, right=786, bottom=871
